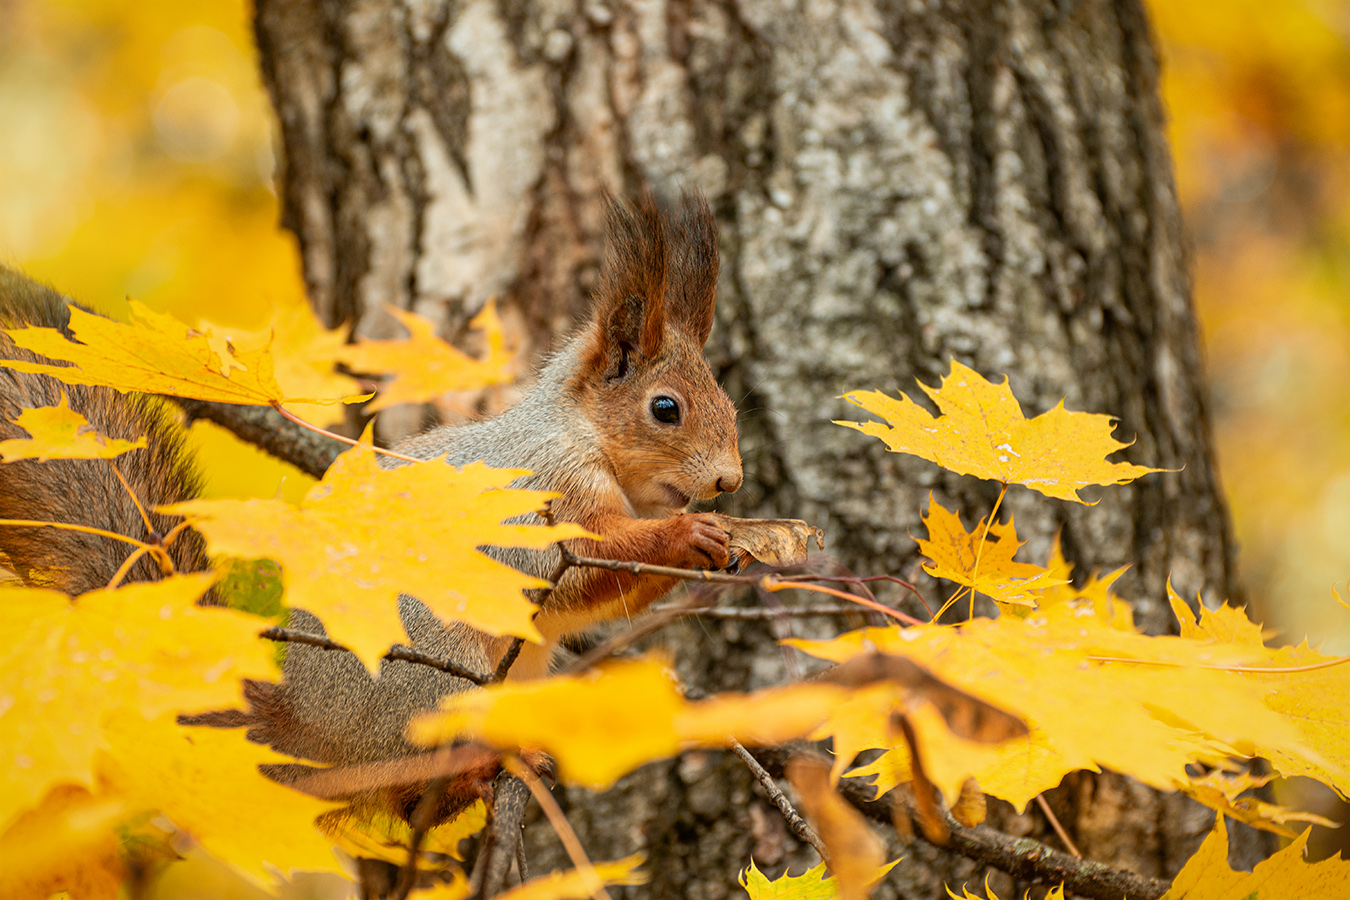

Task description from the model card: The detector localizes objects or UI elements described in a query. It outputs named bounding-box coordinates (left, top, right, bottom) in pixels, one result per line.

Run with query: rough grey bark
left=253, top=0, right=1266, bottom=896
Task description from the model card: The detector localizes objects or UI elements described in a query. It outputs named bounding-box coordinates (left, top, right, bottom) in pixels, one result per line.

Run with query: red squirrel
left=0, top=191, right=743, bottom=824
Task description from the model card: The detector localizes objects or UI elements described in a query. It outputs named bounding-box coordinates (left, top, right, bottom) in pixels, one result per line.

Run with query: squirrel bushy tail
left=0, top=268, right=207, bottom=593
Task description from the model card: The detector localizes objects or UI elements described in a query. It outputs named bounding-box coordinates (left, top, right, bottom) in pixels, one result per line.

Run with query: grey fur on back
left=261, top=337, right=594, bottom=768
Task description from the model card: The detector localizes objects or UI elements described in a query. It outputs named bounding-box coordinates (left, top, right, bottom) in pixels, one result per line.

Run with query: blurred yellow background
left=3, top=0, right=1349, bottom=650
left=0, top=0, right=314, bottom=502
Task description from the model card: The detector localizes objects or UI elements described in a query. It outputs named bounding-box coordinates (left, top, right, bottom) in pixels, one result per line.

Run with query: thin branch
left=746, top=751, right=1167, bottom=900
left=938, top=812, right=1163, bottom=900
left=260, top=626, right=491, bottom=685
left=651, top=602, right=869, bottom=619
left=1035, top=794, right=1082, bottom=859
left=393, top=775, right=451, bottom=900
left=730, top=740, right=828, bottom=862
left=492, top=638, right=524, bottom=683
left=474, top=774, right=531, bottom=899
left=272, top=404, right=428, bottom=465
left=837, top=771, right=1164, bottom=900
left=559, top=546, right=924, bottom=624
left=173, top=399, right=342, bottom=479
left=557, top=544, right=752, bottom=585
left=506, top=758, right=612, bottom=900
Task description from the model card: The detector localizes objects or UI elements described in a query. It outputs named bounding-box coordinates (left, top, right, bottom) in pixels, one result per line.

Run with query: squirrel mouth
left=661, top=484, right=691, bottom=507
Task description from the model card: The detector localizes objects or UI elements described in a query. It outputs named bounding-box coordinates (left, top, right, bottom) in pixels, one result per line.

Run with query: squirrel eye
left=651, top=395, right=681, bottom=424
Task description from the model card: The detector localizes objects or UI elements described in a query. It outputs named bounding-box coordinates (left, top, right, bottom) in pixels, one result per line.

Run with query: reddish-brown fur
left=0, top=269, right=208, bottom=593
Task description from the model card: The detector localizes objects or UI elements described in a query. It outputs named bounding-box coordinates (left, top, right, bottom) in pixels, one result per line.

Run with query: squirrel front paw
left=665, top=513, right=732, bottom=570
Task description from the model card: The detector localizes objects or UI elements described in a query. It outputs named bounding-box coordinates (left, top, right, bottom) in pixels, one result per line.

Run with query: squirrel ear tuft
left=594, top=192, right=668, bottom=361
left=665, top=190, right=719, bottom=346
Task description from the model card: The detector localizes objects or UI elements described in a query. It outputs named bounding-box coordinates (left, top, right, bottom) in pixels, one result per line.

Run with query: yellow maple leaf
left=0, top=574, right=275, bottom=823
left=336, top=303, right=514, bottom=413
left=1160, top=817, right=1350, bottom=899
left=415, top=656, right=1024, bottom=793
left=199, top=295, right=365, bottom=423
left=844, top=747, right=914, bottom=801
left=788, top=757, right=885, bottom=900
left=0, top=300, right=330, bottom=406
left=1168, top=585, right=1350, bottom=796
left=839, top=361, right=1165, bottom=503
left=808, top=686, right=901, bottom=784
left=325, top=800, right=487, bottom=866
left=0, top=392, right=147, bottom=461
left=98, top=712, right=341, bottom=885
left=1178, top=770, right=1336, bottom=838
left=791, top=612, right=1319, bottom=809
left=410, top=658, right=853, bottom=790
left=410, top=854, right=646, bottom=900
left=916, top=496, right=1067, bottom=608
left=739, top=860, right=900, bottom=900
left=947, top=883, right=1064, bottom=900
left=1168, top=583, right=1269, bottom=647
left=163, top=443, right=589, bottom=669
left=490, top=853, right=648, bottom=900
left=0, top=785, right=128, bottom=900
left=1033, top=535, right=1133, bottom=630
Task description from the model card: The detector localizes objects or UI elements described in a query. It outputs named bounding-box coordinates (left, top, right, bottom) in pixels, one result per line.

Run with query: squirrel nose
left=716, top=469, right=743, bottom=495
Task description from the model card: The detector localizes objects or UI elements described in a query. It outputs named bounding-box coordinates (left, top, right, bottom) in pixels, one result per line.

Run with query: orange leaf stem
left=106, top=546, right=152, bottom=589
left=107, top=461, right=154, bottom=536
left=1035, top=794, right=1081, bottom=858
left=1085, top=655, right=1350, bottom=674
left=506, top=757, right=612, bottom=900
left=763, top=578, right=923, bottom=626
left=271, top=404, right=426, bottom=465
left=967, top=484, right=1009, bottom=619
left=933, top=586, right=972, bottom=623
left=0, top=518, right=147, bottom=549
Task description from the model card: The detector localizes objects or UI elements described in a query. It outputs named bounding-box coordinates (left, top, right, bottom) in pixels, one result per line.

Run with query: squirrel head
left=573, top=191, right=742, bottom=516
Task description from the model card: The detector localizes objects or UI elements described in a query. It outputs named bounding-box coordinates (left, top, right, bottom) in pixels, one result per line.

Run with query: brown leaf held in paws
left=707, top=514, right=824, bottom=567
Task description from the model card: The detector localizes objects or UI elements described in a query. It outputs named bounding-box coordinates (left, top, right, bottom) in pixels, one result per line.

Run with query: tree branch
left=730, top=741, right=828, bottom=861
left=749, top=751, right=1168, bottom=900
left=259, top=626, right=491, bottom=685
left=174, top=399, right=344, bottom=478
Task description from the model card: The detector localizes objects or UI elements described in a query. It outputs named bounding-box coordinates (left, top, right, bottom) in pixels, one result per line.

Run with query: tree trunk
left=254, top=0, right=1268, bottom=895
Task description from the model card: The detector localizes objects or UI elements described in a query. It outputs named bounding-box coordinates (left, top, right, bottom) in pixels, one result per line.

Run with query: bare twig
left=271, top=404, right=428, bottom=465
left=260, top=626, right=491, bottom=685
left=173, top=399, right=343, bottom=478
left=506, top=758, right=612, bottom=900
left=1036, top=793, right=1082, bottom=859
left=492, top=638, right=524, bottom=683
left=562, top=595, right=714, bottom=676
left=730, top=740, right=829, bottom=862
left=560, top=547, right=924, bottom=625
left=743, top=750, right=1166, bottom=900
left=393, top=775, right=451, bottom=900
left=473, top=774, right=531, bottom=899
left=650, top=602, right=866, bottom=619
